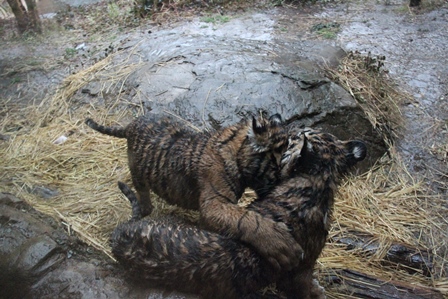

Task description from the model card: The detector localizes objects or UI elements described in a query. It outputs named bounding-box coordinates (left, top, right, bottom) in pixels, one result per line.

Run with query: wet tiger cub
left=110, top=129, right=367, bottom=299
left=86, top=113, right=302, bottom=269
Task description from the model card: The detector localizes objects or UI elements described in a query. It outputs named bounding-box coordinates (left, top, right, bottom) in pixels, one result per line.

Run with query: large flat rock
left=80, top=18, right=386, bottom=172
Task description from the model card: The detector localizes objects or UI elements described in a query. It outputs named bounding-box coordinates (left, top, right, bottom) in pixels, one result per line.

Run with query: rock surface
left=78, top=19, right=386, bottom=171
left=0, top=193, right=200, bottom=299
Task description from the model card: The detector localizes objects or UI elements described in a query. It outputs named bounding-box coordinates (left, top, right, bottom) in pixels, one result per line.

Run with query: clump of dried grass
left=1, top=106, right=127, bottom=258
left=320, top=153, right=448, bottom=293
left=0, top=50, right=447, bottom=297
left=326, top=51, right=407, bottom=143
left=1, top=49, right=147, bottom=259
left=322, top=51, right=448, bottom=295
left=38, top=47, right=145, bottom=126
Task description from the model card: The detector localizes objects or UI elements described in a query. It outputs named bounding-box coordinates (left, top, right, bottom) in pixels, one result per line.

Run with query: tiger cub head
left=248, top=113, right=289, bottom=165
left=281, top=128, right=367, bottom=181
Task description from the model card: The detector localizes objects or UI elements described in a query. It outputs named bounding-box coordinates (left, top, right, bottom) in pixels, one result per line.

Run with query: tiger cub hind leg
left=128, top=171, right=153, bottom=217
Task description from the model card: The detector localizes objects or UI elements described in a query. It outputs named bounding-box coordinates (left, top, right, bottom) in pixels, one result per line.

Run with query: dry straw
left=326, top=51, right=405, bottom=143
left=0, top=50, right=447, bottom=297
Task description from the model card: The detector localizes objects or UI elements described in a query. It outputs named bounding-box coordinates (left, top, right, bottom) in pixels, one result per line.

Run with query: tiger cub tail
left=85, top=118, right=127, bottom=138
left=118, top=181, right=142, bottom=221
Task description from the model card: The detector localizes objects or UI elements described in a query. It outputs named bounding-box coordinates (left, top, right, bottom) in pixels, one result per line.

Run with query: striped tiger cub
left=110, top=128, right=367, bottom=298
left=86, top=113, right=302, bottom=269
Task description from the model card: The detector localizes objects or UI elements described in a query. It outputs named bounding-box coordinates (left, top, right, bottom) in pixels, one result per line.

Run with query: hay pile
left=1, top=51, right=447, bottom=297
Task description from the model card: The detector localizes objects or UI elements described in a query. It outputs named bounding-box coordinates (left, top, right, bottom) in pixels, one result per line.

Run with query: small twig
left=162, top=110, right=201, bottom=132
left=155, top=90, right=168, bottom=96
left=172, top=86, right=190, bottom=90
left=201, top=88, right=212, bottom=129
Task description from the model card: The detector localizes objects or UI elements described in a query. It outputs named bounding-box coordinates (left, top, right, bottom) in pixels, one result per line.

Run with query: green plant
left=218, top=15, right=230, bottom=23
left=318, top=28, right=337, bottom=39
left=200, top=15, right=231, bottom=25
left=10, top=77, right=22, bottom=84
left=201, top=16, right=215, bottom=23
left=65, top=48, right=76, bottom=58
left=108, top=3, right=120, bottom=19
left=311, top=22, right=340, bottom=39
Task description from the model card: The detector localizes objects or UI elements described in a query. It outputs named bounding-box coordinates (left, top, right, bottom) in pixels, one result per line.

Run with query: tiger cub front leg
left=130, top=170, right=153, bottom=217
left=135, top=187, right=152, bottom=217
left=199, top=188, right=303, bottom=270
left=128, top=149, right=153, bottom=217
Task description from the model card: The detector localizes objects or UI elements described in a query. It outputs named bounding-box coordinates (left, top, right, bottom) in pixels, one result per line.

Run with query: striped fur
left=86, top=113, right=303, bottom=269
left=110, top=129, right=367, bottom=299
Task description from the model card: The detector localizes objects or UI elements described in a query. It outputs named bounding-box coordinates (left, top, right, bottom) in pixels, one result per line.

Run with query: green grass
left=317, top=28, right=337, bottom=39
left=107, top=3, right=121, bottom=19
left=200, top=15, right=231, bottom=25
left=65, top=48, right=77, bottom=58
left=311, top=22, right=340, bottom=39
left=10, top=77, right=22, bottom=84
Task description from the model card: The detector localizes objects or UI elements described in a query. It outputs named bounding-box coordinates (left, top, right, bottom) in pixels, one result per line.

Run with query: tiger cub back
left=86, top=113, right=286, bottom=214
left=87, top=115, right=204, bottom=214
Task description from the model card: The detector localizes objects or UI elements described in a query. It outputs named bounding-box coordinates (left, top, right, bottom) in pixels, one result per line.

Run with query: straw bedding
left=0, top=51, right=447, bottom=297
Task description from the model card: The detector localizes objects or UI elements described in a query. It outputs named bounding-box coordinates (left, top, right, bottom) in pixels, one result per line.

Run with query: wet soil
left=0, top=192, right=201, bottom=299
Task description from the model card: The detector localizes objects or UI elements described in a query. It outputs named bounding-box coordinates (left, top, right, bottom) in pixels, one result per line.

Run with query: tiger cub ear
left=252, top=116, right=268, bottom=135
left=345, top=140, right=367, bottom=165
left=268, top=113, right=283, bottom=126
left=251, top=113, right=283, bottom=135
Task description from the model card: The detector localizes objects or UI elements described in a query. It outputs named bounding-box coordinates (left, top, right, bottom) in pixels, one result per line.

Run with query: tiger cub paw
left=310, top=278, right=326, bottom=299
left=243, top=213, right=303, bottom=271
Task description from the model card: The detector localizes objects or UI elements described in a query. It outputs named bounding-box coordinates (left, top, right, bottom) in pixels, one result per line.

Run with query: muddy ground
left=0, top=0, right=447, bottom=298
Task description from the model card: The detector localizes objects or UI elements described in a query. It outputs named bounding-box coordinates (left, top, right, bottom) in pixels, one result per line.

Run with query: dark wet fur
left=111, top=129, right=367, bottom=299
left=85, top=115, right=208, bottom=214
left=86, top=114, right=286, bottom=215
left=112, top=181, right=272, bottom=299
left=86, top=114, right=306, bottom=270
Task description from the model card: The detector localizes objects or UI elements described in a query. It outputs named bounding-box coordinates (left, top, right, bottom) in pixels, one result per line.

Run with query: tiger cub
left=86, top=113, right=302, bottom=269
left=110, top=129, right=367, bottom=299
